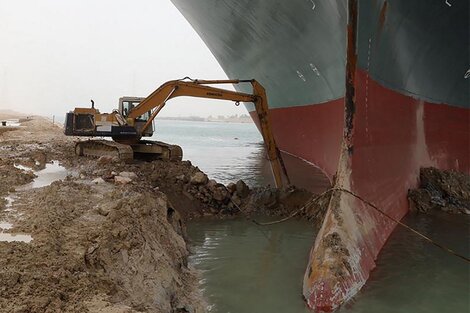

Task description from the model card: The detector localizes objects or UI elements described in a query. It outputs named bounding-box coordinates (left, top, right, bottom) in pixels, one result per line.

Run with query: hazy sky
left=0, top=0, right=247, bottom=118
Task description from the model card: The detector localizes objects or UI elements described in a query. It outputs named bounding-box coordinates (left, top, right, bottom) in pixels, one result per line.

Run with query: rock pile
left=147, top=160, right=252, bottom=217
left=408, top=167, right=470, bottom=214
left=133, top=159, right=314, bottom=219
left=78, top=158, right=315, bottom=220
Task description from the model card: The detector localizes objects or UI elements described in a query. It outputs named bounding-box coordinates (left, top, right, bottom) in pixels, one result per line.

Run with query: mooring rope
left=252, top=187, right=470, bottom=263
left=251, top=188, right=333, bottom=226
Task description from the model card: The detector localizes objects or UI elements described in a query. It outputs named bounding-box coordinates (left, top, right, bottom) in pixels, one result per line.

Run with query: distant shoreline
left=0, top=110, right=253, bottom=124
left=156, top=115, right=253, bottom=124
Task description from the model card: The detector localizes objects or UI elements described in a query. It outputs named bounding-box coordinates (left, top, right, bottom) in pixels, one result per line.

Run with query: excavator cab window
left=136, top=111, right=151, bottom=122
left=122, top=101, right=150, bottom=121
left=122, top=101, right=137, bottom=117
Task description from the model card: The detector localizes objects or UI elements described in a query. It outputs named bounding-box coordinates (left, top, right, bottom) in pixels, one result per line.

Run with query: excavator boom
left=128, top=79, right=258, bottom=119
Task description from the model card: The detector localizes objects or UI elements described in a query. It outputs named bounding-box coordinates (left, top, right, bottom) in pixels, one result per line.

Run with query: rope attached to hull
left=252, top=187, right=470, bottom=263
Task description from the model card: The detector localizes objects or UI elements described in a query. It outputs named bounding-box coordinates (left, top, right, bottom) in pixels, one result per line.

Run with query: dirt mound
left=0, top=117, right=205, bottom=313
left=0, top=180, right=203, bottom=313
left=408, top=167, right=470, bottom=214
left=0, top=161, right=36, bottom=195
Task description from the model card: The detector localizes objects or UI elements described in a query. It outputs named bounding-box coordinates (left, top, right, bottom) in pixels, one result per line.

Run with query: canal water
left=187, top=214, right=469, bottom=313
left=155, top=120, right=469, bottom=313
left=153, top=119, right=271, bottom=186
left=187, top=218, right=314, bottom=313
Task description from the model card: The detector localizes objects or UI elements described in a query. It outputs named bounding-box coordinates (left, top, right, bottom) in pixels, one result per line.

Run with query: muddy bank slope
left=0, top=115, right=204, bottom=313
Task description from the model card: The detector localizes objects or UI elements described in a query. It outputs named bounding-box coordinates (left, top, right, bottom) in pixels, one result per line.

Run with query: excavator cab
left=118, top=97, right=153, bottom=137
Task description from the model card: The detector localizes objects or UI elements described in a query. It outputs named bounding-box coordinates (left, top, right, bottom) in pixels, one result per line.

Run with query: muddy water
left=188, top=218, right=314, bottom=313
left=0, top=217, right=33, bottom=243
left=0, top=221, right=32, bottom=242
left=157, top=120, right=469, bottom=312
left=336, top=212, right=470, bottom=313
left=0, top=161, right=70, bottom=243
left=188, top=214, right=470, bottom=313
left=16, top=160, right=69, bottom=190
left=0, top=232, right=33, bottom=243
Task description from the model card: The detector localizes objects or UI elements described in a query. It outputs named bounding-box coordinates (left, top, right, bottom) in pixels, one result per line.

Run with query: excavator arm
left=128, top=78, right=290, bottom=188
left=128, top=79, right=257, bottom=119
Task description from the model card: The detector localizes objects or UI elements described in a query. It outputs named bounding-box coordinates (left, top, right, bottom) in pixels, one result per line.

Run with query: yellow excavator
left=64, top=78, right=289, bottom=187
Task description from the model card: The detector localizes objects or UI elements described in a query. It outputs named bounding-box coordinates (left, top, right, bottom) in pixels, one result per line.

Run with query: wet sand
left=0, top=114, right=204, bottom=313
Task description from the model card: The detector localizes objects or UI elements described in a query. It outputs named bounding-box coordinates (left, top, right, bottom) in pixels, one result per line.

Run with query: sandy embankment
left=0, top=113, right=315, bottom=313
left=0, top=114, right=204, bottom=313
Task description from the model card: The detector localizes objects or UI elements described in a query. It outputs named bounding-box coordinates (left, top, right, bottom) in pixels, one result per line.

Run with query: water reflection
left=153, top=120, right=330, bottom=191
left=188, top=213, right=470, bottom=313
left=16, top=161, right=69, bottom=190
left=188, top=218, right=315, bottom=313
left=338, top=212, right=470, bottom=313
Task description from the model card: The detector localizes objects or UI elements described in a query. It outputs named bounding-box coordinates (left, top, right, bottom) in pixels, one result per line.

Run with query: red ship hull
left=172, top=0, right=469, bottom=310
left=252, top=69, right=469, bottom=311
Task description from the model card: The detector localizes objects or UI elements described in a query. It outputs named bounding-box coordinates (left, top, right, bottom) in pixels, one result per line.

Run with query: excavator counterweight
left=64, top=78, right=289, bottom=187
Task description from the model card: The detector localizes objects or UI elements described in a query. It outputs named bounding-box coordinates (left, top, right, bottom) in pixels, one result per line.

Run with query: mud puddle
left=0, top=221, right=12, bottom=230
left=15, top=160, right=70, bottom=190
left=0, top=232, right=33, bottom=243
left=0, top=220, right=32, bottom=243
left=4, top=195, right=15, bottom=212
left=1, top=161, right=71, bottom=243
left=1, top=119, right=21, bottom=126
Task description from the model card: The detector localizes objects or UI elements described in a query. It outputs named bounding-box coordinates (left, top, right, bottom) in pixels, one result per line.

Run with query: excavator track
left=75, top=140, right=134, bottom=162
left=130, top=140, right=183, bottom=161
left=75, top=139, right=183, bottom=162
